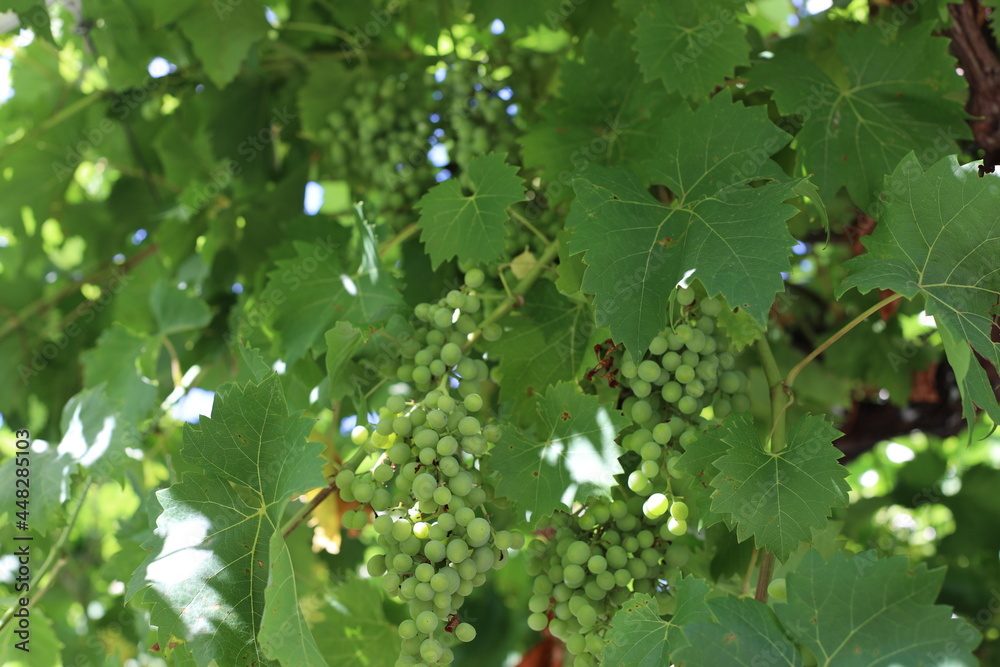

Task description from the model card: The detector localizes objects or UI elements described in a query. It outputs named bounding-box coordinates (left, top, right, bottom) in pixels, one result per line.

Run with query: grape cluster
left=319, top=73, right=436, bottom=215
left=520, top=286, right=749, bottom=662
left=610, top=287, right=750, bottom=518
left=524, top=500, right=691, bottom=666
left=336, top=270, right=521, bottom=666
left=432, top=58, right=524, bottom=169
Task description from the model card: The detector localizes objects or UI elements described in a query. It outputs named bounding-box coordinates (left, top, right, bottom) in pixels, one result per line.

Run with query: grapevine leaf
left=151, top=281, right=213, bottom=335
left=569, top=94, right=803, bottom=354
left=311, top=577, right=402, bottom=665
left=555, top=229, right=587, bottom=296
left=674, top=421, right=730, bottom=528
left=775, top=550, right=981, bottom=665
left=602, top=593, right=670, bottom=666
left=838, top=154, right=1000, bottom=426
left=127, top=374, right=325, bottom=667
left=520, top=27, right=674, bottom=183
left=177, top=0, right=269, bottom=89
left=492, top=381, right=628, bottom=519
left=708, top=413, right=850, bottom=561
left=80, top=324, right=157, bottom=423
left=748, top=22, right=969, bottom=209
left=631, top=0, right=749, bottom=100
left=259, top=531, right=328, bottom=665
left=489, top=281, right=594, bottom=408
left=265, top=240, right=404, bottom=365
left=415, top=153, right=525, bottom=269
left=674, top=597, right=800, bottom=666
left=324, top=322, right=365, bottom=401
left=716, top=306, right=765, bottom=352
left=237, top=341, right=274, bottom=384
left=664, top=575, right=714, bottom=656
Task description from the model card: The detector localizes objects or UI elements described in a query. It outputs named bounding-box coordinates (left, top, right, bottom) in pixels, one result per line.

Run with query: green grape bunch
left=333, top=270, right=522, bottom=666
left=524, top=500, right=691, bottom=666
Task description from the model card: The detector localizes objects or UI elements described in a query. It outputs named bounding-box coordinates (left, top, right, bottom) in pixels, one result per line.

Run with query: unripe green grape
left=661, top=381, right=683, bottom=403
left=665, top=543, right=690, bottom=568
left=631, top=399, right=653, bottom=424
left=392, top=552, right=413, bottom=572
left=677, top=395, right=699, bottom=415
left=700, top=297, right=723, bottom=316
left=350, top=425, right=370, bottom=446
left=631, top=379, right=651, bottom=398
left=643, top=493, right=670, bottom=519
left=433, top=486, right=453, bottom=505
left=466, top=517, right=491, bottom=547
left=352, top=480, right=374, bottom=503
left=437, top=393, right=457, bottom=413
left=628, top=470, right=650, bottom=493
left=620, top=359, right=637, bottom=378
left=661, top=351, right=682, bottom=371
left=565, top=540, right=590, bottom=565
left=424, top=539, right=446, bottom=562
left=676, top=287, right=695, bottom=306
left=714, top=397, right=733, bottom=419
left=458, top=415, right=481, bottom=436
left=566, top=633, right=586, bottom=654
left=482, top=322, right=503, bottom=341
left=681, top=350, right=700, bottom=367
left=637, top=359, right=660, bottom=382
left=433, top=308, right=454, bottom=330
left=413, top=349, right=434, bottom=367
left=465, top=268, right=485, bottom=288
left=455, top=622, right=477, bottom=642
left=391, top=519, right=413, bottom=541
left=411, top=366, right=432, bottom=385
left=675, top=364, right=696, bottom=384
left=670, top=500, right=689, bottom=520
left=652, top=422, right=672, bottom=444
left=563, top=563, right=586, bottom=587
left=528, top=612, right=548, bottom=631
left=414, top=562, right=435, bottom=582
left=675, top=324, right=694, bottom=343
left=335, top=469, right=355, bottom=490
left=420, top=637, right=443, bottom=663
left=768, top=578, right=788, bottom=600
left=483, top=423, right=501, bottom=443
left=640, top=440, right=661, bottom=461
left=686, top=329, right=706, bottom=353
left=463, top=393, right=484, bottom=412
left=398, top=618, right=418, bottom=640
left=667, top=517, right=687, bottom=536
left=719, top=370, right=742, bottom=394
left=440, top=342, right=462, bottom=366
left=640, top=459, right=658, bottom=478
left=648, top=335, right=669, bottom=355
left=685, top=379, right=705, bottom=398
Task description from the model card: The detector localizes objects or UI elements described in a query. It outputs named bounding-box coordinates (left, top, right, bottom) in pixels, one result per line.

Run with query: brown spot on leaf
left=560, top=411, right=570, bottom=420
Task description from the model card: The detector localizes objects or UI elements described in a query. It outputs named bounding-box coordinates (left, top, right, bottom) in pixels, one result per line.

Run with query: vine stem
left=508, top=209, right=552, bottom=247
left=280, top=442, right=370, bottom=538
left=785, top=292, right=903, bottom=390
left=379, top=222, right=419, bottom=258
left=0, top=478, right=93, bottom=633
left=464, top=237, right=561, bottom=350
left=756, top=336, right=786, bottom=454
left=754, top=335, right=786, bottom=602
